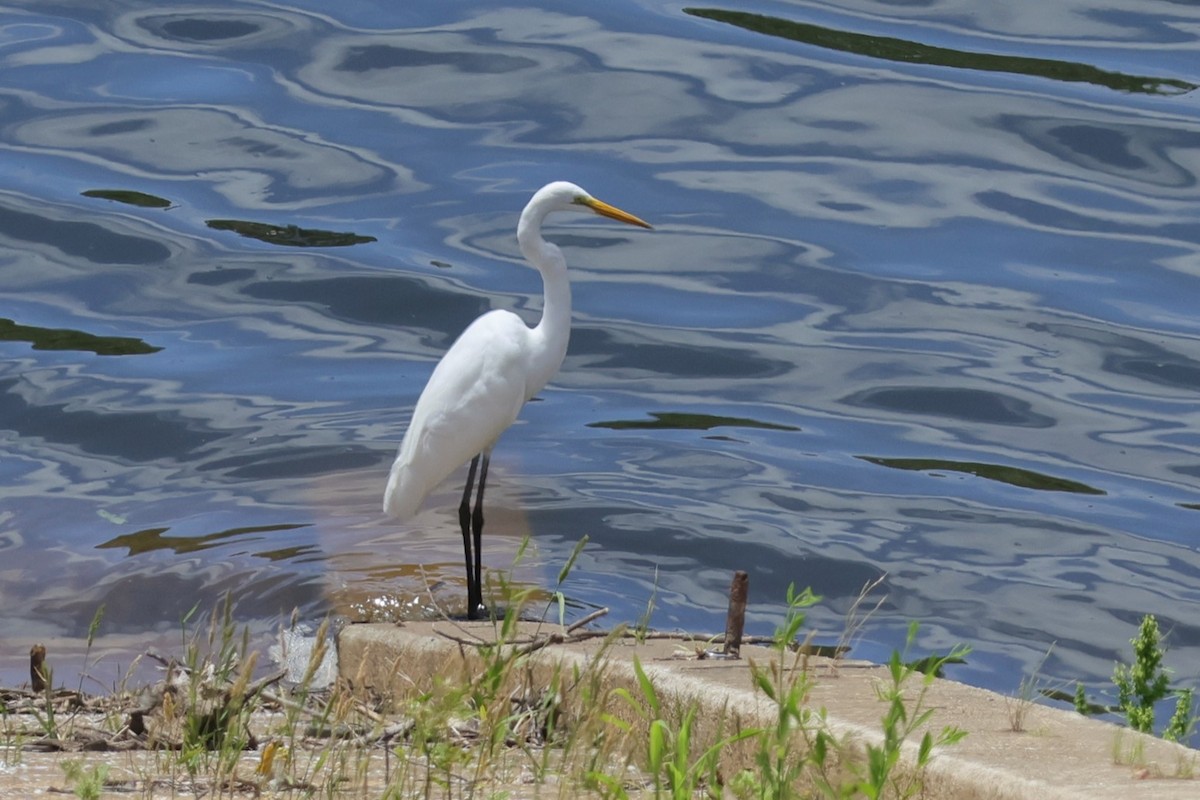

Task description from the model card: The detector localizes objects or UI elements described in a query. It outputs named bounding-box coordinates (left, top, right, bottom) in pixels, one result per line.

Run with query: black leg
left=459, top=454, right=481, bottom=619
left=470, top=454, right=491, bottom=620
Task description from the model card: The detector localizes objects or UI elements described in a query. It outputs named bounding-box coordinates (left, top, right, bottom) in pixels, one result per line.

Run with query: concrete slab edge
left=337, top=622, right=1199, bottom=800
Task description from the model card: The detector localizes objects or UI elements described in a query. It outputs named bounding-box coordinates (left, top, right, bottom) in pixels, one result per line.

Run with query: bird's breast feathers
left=407, top=311, right=533, bottom=446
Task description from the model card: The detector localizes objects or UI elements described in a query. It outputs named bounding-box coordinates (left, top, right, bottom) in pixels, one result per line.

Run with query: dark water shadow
left=842, top=386, right=1055, bottom=428
left=0, top=378, right=212, bottom=462
left=859, top=456, right=1106, bottom=495
left=0, top=318, right=161, bottom=356
left=207, top=219, right=377, bottom=247
left=241, top=275, right=488, bottom=346
left=0, top=203, right=170, bottom=265
left=684, top=8, right=1196, bottom=95
left=81, top=189, right=173, bottom=209
left=588, top=411, right=800, bottom=432
left=97, top=522, right=311, bottom=556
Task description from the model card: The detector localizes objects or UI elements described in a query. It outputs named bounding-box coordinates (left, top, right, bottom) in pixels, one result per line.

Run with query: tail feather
left=383, top=461, right=428, bottom=520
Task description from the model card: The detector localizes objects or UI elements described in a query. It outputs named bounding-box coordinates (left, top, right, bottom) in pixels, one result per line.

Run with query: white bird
left=384, top=181, right=652, bottom=619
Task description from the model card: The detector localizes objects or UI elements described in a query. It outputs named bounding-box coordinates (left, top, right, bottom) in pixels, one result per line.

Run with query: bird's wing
left=384, top=310, right=534, bottom=518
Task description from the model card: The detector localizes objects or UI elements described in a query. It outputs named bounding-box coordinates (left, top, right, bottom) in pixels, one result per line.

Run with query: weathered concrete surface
left=339, top=621, right=1200, bottom=800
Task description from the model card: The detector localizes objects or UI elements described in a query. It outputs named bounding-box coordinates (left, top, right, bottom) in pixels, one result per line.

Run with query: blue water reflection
left=2, top=0, right=1200, bottom=727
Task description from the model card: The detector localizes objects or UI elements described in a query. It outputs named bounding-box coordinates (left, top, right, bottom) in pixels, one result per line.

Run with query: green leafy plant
left=774, top=583, right=819, bottom=651
left=1164, top=688, right=1195, bottom=743
left=1073, top=681, right=1090, bottom=716
left=748, top=583, right=822, bottom=799
left=743, top=587, right=969, bottom=800
left=60, top=759, right=109, bottom=800
left=1113, top=614, right=1172, bottom=734
left=611, top=656, right=756, bottom=799
left=1074, top=613, right=1196, bottom=744
left=853, top=623, right=970, bottom=800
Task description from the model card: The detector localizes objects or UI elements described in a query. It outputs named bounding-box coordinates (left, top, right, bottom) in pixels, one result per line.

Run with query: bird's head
left=532, top=181, right=653, bottom=229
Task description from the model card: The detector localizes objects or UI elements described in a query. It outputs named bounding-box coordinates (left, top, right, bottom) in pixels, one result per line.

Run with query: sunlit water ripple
left=2, top=0, right=1200, bottom=728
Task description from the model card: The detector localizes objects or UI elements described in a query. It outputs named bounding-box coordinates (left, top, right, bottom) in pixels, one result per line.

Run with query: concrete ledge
left=338, top=621, right=1199, bottom=799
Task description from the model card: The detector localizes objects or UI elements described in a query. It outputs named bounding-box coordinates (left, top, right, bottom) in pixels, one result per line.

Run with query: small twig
left=434, top=628, right=491, bottom=648
left=566, top=607, right=609, bottom=634
left=142, top=650, right=179, bottom=670
left=513, top=633, right=566, bottom=657
left=245, top=669, right=287, bottom=700
left=349, top=718, right=414, bottom=747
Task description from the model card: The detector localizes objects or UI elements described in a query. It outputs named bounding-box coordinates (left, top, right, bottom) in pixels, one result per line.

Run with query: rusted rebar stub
left=30, top=642, right=47, bottom=692
left=723, top=571, right=749, bottom=658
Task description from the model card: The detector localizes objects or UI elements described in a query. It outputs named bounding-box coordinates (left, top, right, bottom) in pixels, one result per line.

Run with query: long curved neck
left=517, top=205, right=572, bottom=395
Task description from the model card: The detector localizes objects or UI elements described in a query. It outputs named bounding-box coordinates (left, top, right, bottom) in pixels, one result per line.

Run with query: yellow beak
left=581, top=196, right=653, bottom=229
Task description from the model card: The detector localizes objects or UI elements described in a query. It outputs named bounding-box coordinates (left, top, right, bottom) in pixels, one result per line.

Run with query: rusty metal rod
left=723, top=571, right=749, bottom=658
left=30, top=643, right=47, bottom=693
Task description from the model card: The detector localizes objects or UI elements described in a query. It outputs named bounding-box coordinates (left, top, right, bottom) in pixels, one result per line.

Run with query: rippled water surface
left=3, top=0, right=1200, bottom=717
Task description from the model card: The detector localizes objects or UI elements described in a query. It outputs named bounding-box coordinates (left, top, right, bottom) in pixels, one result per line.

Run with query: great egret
left=384, top=181, right=652, bottom=619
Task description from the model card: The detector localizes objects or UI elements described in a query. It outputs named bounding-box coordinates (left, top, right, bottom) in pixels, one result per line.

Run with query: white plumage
left=383, top=181, right=651, bottom=618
